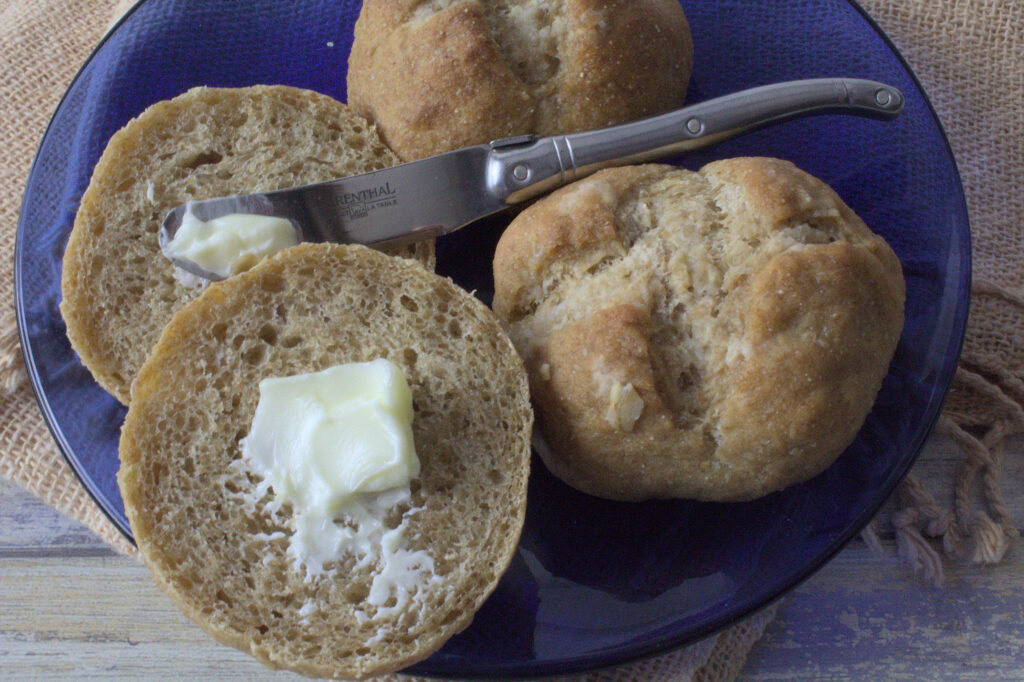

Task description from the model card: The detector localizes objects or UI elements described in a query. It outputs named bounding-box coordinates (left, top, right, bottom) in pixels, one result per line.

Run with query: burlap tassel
left=865, top=385, right=1022, bottom=585
left=0, top=318, right=27, bottom=393
left=891, top=506, right=946, bottom=586
left=887, top=474, right=962, bottom=586
left=947, top=416, right=1021, bottom=560
left=859, top=518, right=886, bottom=555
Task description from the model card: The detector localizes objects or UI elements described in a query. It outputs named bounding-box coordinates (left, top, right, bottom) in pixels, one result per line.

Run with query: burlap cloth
left=0, top=0, right=1020, bottom=679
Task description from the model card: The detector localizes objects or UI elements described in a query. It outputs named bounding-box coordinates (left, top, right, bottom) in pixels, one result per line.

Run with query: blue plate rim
left=14, top=0, right=147, bottom=545
left=13, top=0, right=972, bottom=677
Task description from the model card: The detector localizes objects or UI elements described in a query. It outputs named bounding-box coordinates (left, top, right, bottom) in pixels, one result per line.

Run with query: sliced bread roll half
left=61, top=85, right=433, bottom=404
left=119, top=243, right=532, bottom=679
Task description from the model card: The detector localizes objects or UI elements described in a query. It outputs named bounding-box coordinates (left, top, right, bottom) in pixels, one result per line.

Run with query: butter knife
left=161, top=78, right=903, bottom=280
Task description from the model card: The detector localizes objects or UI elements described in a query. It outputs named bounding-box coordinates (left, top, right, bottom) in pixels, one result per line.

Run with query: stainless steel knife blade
left=159, top=145, right=507, bottom=278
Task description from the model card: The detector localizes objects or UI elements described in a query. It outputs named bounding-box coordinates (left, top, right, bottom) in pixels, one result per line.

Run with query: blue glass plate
left=16, top=0, right=969, bottom=677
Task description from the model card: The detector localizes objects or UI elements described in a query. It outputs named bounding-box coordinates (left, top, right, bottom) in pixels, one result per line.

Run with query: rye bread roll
left=493, top=158, right=905, bottom=502
left=61, top=85, right=433, bottom=404
left=348, top=0, right=693, bottom=160
left=119, top=243, right=532, bottom=679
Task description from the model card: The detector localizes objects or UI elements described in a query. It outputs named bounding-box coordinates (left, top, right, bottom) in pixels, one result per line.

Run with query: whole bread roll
left=119, top=243, right=532, bottom=679
left=61, top=85, right=433, bottom=404
left=493, top=158, right=905, bottom=502
left=347, top=0, right=693, bottom=160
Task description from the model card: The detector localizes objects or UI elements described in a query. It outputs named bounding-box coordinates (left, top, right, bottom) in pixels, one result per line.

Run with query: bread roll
left=61, top=85, right=433, bottom=404
left=119, top=243, right=532, bottom=679
left=348, top=0, right=693, bottom=160
left=493, top=158, right=905, bottom=501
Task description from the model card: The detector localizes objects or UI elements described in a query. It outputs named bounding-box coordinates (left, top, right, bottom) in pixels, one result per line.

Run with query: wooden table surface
left=2, top=435, right=1022, bottom=680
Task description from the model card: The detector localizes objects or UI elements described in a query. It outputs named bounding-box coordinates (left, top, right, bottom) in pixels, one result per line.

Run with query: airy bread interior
left=119, top=243, right=532, bottom=679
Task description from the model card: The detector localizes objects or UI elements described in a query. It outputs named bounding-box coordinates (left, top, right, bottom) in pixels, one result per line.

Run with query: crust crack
left=409, top=0, right=567, bottom=99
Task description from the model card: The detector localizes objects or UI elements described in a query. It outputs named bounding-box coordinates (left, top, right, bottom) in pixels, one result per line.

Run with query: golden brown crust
left=348, top=0, right=693, bottom=160
left=60, top=85, right=433, bottom=404
left=120, top=243, right=532, bottom=679
left=493, top=158, right=906, bottom=501
left=349, top=1, right=534, bottom=160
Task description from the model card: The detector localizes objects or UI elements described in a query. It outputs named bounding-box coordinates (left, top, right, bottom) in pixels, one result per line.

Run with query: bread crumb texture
left=493, top=158, right=906, bottom=501
left=60, top=85, right=434, bottom=405
left=347, top=0, right=693, bottom=159
left=119, top=244, right=532, bottom=679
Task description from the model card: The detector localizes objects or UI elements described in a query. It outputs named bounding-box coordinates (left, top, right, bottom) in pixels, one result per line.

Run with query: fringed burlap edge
left=860, top=280, right=1024, bottom=586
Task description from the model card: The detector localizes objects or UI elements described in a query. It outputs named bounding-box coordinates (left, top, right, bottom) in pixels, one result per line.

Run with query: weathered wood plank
left=0, top=478, right=114, bottom=556
left=741, top=541, right=1024, bottom=680
left=0, top=436, right=1021, bottom=679
left=0, top=555, right=299, bottom=680
left=2, top=540, right=1022, bottom=680
left=739, top=435, right=1024, bottom=679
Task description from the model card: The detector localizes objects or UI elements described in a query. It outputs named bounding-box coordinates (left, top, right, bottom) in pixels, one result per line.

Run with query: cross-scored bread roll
left=119, top=243, right=532, bottom=679
left=493, top=158, right=905, bottom=501
left=61, top=85, right=433, bottom=404
left=347, top=0, right=693, bottom=160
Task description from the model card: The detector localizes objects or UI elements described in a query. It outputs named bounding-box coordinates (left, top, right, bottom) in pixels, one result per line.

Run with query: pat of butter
left=234, top=360, right=438, bottom=616
left=242, top=359, right=419, bottom=523
left=164, top=209, right=298, bottom=280
left=237, top=359, right=436, bottom=612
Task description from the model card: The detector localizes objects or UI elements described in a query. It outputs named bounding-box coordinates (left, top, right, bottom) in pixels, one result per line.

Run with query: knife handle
left=488, top=78, right=904, bottom=204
